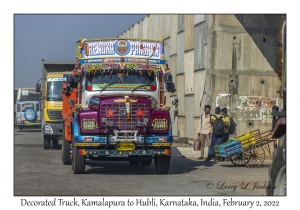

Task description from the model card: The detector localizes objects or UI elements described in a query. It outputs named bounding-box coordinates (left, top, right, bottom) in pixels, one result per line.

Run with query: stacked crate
left=214, top=132, right=258, bottom=158
left=214, top=140, right=243, bottom=157
left=233, top=133, right=257, bottom=149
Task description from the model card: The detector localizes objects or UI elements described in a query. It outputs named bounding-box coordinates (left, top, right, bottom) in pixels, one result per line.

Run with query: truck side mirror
left=36, top=83, right=41, bottom=93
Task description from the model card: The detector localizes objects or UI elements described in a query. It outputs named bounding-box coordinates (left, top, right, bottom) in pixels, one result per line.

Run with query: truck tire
left=72, top=135, right=85, bottom=174
left=154, top=155, right=171, bottom=174
left=266, top=134, right=286, bottom=195
left=61, top=127, right=71, bottom=165
left=43, top=135, right=50, bottom=149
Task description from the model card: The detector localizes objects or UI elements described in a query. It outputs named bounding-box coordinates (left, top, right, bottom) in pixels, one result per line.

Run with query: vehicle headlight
left=152, top=119, right=168, bottom=130
left=45, top=126, right=53, bottom=133
left=81, top=119, right=97, bottom=130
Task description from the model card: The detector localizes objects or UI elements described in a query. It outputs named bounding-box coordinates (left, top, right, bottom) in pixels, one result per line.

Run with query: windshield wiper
left=100, top=81, right=121, bottom=93
left=46, top=96, right=62, bottom=101
left=131, top=84, right=149, bottom=94
left=53, top=96, right=62, bottom=101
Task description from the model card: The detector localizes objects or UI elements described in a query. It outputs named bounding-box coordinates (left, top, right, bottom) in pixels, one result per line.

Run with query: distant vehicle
left=36, top=62, right=74, bottom=149
left=14, top=89, right=18, bottom=127
left=15, top=88, right=42, bottom=131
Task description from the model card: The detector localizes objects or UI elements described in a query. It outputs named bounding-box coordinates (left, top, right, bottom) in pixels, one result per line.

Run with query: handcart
left=214, top=129, right=276, bottom=168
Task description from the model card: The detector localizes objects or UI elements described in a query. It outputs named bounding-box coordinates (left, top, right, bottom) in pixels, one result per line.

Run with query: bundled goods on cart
left=232, top=132, right=257, bottom=149
left=214, top=140, right=243, bottom=157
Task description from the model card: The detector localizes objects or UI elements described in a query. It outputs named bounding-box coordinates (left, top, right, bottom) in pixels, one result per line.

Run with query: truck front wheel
left=61, top=127, right=71, bottom=165
left=72, top=135, right=85, bottom=174
left=43, top=135, right=50, bottom=149
left=154, top=155, right=171, bottom=174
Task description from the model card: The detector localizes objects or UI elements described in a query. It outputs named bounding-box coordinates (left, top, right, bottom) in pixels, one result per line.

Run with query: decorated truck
left=61, top=37, right=177, bottom=174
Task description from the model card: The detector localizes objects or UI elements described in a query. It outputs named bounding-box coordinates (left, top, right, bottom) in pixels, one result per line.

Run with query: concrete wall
left=207, top=14, right=285, bottom=137
left=117, top=14, right=285, bottom=140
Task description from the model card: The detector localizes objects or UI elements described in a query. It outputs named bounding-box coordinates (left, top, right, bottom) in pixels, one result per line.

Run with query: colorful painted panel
left=79, top=39, right=163, bottom=59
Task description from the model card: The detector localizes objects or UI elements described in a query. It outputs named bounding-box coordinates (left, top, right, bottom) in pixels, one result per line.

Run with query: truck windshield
left=46, top=81, right=63, bottom=101
left=87, top=71, right=155, bottom=90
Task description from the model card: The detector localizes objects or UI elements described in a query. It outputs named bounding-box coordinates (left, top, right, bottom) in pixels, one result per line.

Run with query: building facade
left=118, top=14, right=286, bottom=141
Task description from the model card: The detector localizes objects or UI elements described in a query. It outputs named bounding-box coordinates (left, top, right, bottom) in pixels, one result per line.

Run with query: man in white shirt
left=197, top=105, right=211, bottom=159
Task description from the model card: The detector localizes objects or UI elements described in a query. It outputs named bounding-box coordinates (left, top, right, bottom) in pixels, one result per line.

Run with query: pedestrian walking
left=205, top=107, right=229, bottom=162
left=197, top=105, right=211, bottom=159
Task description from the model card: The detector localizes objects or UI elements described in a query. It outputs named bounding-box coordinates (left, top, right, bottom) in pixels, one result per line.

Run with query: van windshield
left=18, top=89, right=41, bottom=101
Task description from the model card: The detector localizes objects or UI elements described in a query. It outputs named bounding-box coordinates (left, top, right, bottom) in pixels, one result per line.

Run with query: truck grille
left=101, top=102, right=150, bottom=130
left=48, top=110, right=62, bottom=120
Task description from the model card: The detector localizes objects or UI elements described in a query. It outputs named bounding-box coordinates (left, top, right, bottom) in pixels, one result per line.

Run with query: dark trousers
left=207, top=132, right=222, bottom=160
left=222, top=133, right=229, bottom=144
left=221, top=133, right=230, bottom=160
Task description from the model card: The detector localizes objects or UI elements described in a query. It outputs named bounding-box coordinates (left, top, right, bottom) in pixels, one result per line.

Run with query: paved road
left=14, top=129, right=272, bottom=196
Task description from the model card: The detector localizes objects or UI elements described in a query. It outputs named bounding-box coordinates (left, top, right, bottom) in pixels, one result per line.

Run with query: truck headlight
left=45, top=126, right=53, bottom=133
left=81, top=119, right=97, bottom=130
left=152, top=119, right=168, bottom=130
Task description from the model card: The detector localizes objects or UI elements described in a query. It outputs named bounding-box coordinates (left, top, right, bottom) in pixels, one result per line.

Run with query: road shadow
left=220, top=163, right=271, bottom=168
left=14, top=129, right=41, bottom=133
left=84, top=156, right=215, bottom=175
left=14, top=144, right=42, bottom=148
left=14, top=144, right=62, bottom=150
left=50, top=144, right=62, bottom=150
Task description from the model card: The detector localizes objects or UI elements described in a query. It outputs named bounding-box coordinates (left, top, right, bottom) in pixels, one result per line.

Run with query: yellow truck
left=36, top=62, right=75, bottom=149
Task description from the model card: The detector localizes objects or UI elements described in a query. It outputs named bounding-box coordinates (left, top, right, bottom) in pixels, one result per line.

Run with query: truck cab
left=61, top=38, right=177, bottom=174
left=37, top=65, right=74, bottom=149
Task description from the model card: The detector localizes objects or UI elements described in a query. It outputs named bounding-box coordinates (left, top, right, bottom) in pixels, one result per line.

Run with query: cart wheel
left=229, top=154, right=245, bottom=166
left=242, top=145, right=265, bottom=168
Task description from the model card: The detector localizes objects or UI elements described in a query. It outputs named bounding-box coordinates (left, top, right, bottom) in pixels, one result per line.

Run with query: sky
left=14, top=14, right=147, bottom=89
